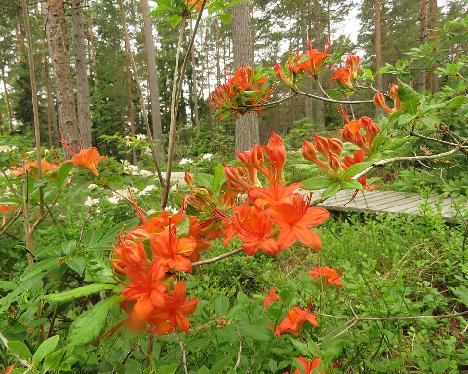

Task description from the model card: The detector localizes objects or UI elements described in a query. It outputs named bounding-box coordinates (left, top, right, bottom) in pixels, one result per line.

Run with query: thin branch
left=176, top=334, right=189, bottom=374
left=298, top=90, right=374, bottom=104
left=410, top=131, right=468, bottom=153
left=318, top=310, right=468, bottom=321
left=192, top=248, right=243, bottom=267
left=235, top=326, right=242, bottom=371
left=353, top=146, right=463, bottom=181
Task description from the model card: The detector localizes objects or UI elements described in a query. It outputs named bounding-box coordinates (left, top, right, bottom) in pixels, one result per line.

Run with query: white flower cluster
left=164, top=206, right=179, bottom=214
left=139, top=184, right=157, bottom=196
left=179, top=158, right=193, bottom=166
left=201, top=153, right=213, bottom=161
left=120, top=160, right=153, bottom=177
left=107, top=187, right=138, bottom=205
left=0, top=145, right=18, bottom=153
left=84, top=196, right=100, bottom=207
left=87, top=183, right=98, bottom=190
left=135, top=134, right=147, bottom=141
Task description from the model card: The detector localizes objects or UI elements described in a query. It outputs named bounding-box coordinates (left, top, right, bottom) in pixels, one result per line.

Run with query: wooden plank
left=383, top=195, right=424, bottom=213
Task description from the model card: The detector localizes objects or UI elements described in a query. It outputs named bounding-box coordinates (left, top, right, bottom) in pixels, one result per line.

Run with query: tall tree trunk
left=87, top=24, right=98, bottom=86
left=427, top=0, right=439, bottom=92
left=417, top=0, right=429, bottom=92
left=215, top=20, right=221, bottom=86
left=140, top=0, right=164, bottom=161
left=1, top=68, right=14, bottom=132
left=45, top=0, right=80, bottom=153
left=44, top=54, right=57, bottom=147
left=232, top=1, right=259, bottom=152
left=190, top=19, right=200, bottom=129
left=313, top=1, right=324, bottom=130
left=71, top=0, right=92, bottom=147
left=204, top=22, right=213, bottom=129
left=301, top=10, right=313, bottom=121
left=15, top=24, right=26, bottom=58
left=118, top=0, right=138, bottom=164
left=374, top=0, right=383, bottom=91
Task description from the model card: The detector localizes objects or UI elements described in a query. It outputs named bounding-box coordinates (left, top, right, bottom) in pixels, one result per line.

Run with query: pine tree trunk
left=301, top=11, right=313, bottom=120
left=374, top=0, right=383, bottom=91
left=140, top=0, right=164, bottom=161
left=313, top=2, right=325, bottom=130
left=87, top=24, right=98, bottom=86
left=232, top=1, right=259, bottom=152
left=1, top=68, right=14, bottom=132
left=45, top=0, right=80, bottom=153
left=44, top=54, right=57, bottom=147
left=119, top=0, right=137, bottom=164
left=427, top=0, right=439, bottom=92
left=215, top=20, right=221, bottom=87
left=204, top=23, right=213, bottom=129
left=71, top=0, right=92, bottom=147
left=417, top=0, right=429, bottom=92
left=190, top=19, right=200, bottom=129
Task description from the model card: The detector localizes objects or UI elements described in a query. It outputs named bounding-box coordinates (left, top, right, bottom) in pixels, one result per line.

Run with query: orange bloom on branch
left=290, top=357, right=325, bottom=374
left=345, top=54, right=361, bottom=79
left=331, top=67, right=353, bottom=90
left=60, top=138, right=105, bottom=176
left=150, top=230, right=196, bottom=273
left=307, top=266, right=342, bottom=287
left=270, top=194, right=329, bottom=250
left=275, top=306, right=318, bottom=337
left=186, top=0, right=206, bottom=12
left=293, top=42, right=332, bottom=78
left=302, top=134, right=344, bottom=172
left=12, top=159, right=58, bottom=178
left=263, top=287, right=281, bottom=308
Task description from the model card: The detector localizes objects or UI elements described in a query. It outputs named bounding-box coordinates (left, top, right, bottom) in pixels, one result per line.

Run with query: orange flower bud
left=274, top=63, right=295, bottom=90
left=184, top=171, right=194, bottom=189
left=302, top=139, right=318, bottom=162
left=373, top=91, right=394, bottom=113
left=389, top=84, right=402, bottom=111
left=345, top=54, right=361, bottom=79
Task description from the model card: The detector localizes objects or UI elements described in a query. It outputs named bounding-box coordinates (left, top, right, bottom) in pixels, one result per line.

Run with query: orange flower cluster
left=211, top=66, right=272, bottom=118
left=263, top=286, right=281, bottom=308
left=331, top=54, right=361, bottom=90
left=12, top=159, right=58, bottom=178
left=290, top=42, right=332, bottom=78
left=307, top=266, right=342, bottom=287
left=223, top=132, right=330, bottom=256
left=275, top=306, right=318, bottom=337
left=373, top=84, right=402, bottom=113
left=112, top=210, right=205, bottom=334
left=0, top=204, right=15, bottom=225
left=60, top=138, right=106, bottom=176
left=186, top=0, right=206, bottom=12
left=283, top=357, right=325, bottom=374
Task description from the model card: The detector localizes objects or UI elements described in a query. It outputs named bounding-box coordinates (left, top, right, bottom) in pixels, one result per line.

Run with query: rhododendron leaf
left=194, top=172, right=214, bottom=188
left=7, top=340, right=31, bottom=359
left=212, top=164, right=226, bottom=192
left=318, top=182, right=340, bottom=201
left=340, top=179, right=364, bottom=191
left=20, top=258, right=58, bottom=284
left=302, top=175, right=336, bottom=190
left=65, top=256, right=86, bottom=276
left=68, top=295, right=119, bottom=346
left=43, top=284, right=116, bottom=303
left=238, top=322, right=273, bottom=341
left=176, top=215, right=190, bottom=237
left=32, top=335, right=59, bottom=365
left=342, top=162, right=372, bottom=179
left=397, top=81, right=420, bottom=114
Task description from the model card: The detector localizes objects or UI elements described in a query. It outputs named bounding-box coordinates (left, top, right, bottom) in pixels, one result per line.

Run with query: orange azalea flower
left=340, top=116, right=380, bottom=152
left=223, top=165, right=254, bottom=196
left=237, top=145, right=264, bottom=183
left=148, top=281, right=199, bottom=335
left=345, top=54, right=361, bottom=79
left=13, top=159, right=58, bottom=178
left=186, top=0, right=206, bottom=12
left=331, top=66, right=353, bottom=90
left=224, top=204, right=279, bottom=256
left=294, top=42, right=331, bottom=78
left=302, top=134, right=344, bottom=172
left=389, top=84, right=402, bottom=111
left=307, top=266, right=342, bottom=287
left=373, top=91, right=394, bottom=113
left=275, top=306, right=318, bottom=337
left=274, top=62, right=296, bottom=90
left=291, top=357, right=324, bottom=374
left=249, top=182, right=302, bottom=208
left=150, top=230, right=196, bottom=273
left=262, top=132, right=287, bottom=183
left=211, top=66, right=272, bottom=118
left=60, top=138, right=105, bottom=176
left=270, top=194, right=329, bottom=250
left=263, top=287, right=281, bottom=308
left=342, top=150, right=379, bottom=191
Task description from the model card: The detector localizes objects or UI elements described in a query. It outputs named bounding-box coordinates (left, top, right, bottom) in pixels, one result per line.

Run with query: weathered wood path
left=171, top=172, right=465, bottom=221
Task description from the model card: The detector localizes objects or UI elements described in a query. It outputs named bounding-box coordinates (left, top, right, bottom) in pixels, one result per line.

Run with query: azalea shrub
left=0, top=11, right=467, bottom=374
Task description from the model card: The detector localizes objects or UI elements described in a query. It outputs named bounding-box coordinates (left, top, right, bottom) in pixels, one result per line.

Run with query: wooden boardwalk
left=171, top=172, right=465, bottom=221
left=315, top=189, right=465, bottom=221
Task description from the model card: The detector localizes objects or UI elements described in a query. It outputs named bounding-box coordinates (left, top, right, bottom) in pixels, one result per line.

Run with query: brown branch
left=298, top=90, right=374, bottom=104
left=353, top=146, right=463, bottom=181
left=192, top=248, right=243, bottom=267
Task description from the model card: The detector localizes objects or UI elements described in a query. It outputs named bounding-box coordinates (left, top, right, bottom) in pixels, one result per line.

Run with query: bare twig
left=353, top=146, right=463, bottom=181
left=176, top=334, right=189, bottom=374
left=235, top=326, right=242, bottom=371
left=298, top=90, right=373, bottom=104
left=192, top=248, right=243, bottom=267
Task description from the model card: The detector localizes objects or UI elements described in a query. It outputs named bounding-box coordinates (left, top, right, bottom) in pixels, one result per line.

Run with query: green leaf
left=213, top=295, right=230, bottom=316
left=450, top=286, right=468, bottom=305
left=68, top=295, right=119, bottom=346
left=342, top=161, right=372, bottom=179
left=157, top=364, right=178, bottom=374
left=194, top=172, right=214, bottom=188
left=317, top=182, right=340, bottom=201
left=176, top=215, right=190, bottom=237
left=446, top=96, right=467, bottom=110
left=397, top=81, right=420, bottom=114
left=43, top=284, right=116, bottom=303
left=238, top=323, right=273, bottom=341
left=397, top=113, right=417, bottom=127
left=340, top=179, right=363, bottom=191
left=65, top=256, right=86, bottom=276
left=166, top=14, right=182, bottom=27
left=302, top=175, right=336, bottom=190
left=212, top=164, right=226, bottom=193
left=55, top=163, right=73, bottom=187
left=419, top=115, right=440, bottom=128
left=8, top=341, right=31, bottom=359
left=32, top=335, right=59, bottom=365
left=20, top=258, right=58, bottom=283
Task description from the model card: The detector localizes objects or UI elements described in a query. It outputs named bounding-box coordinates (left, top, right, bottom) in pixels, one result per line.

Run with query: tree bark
left=427, top=0, right=439, bottom=92
left=87, top=24, right=98, bottom=86
left=190, top=19, right=200, bottom=129
left=416, top=0, right=429, bottom=92
left=119, top=0, right=138, bottom=164
left=215, top=19, right=221, bottom=87
left=44, top=54, right=57, bottom=147
left=45, top=0, right=80, bottom=153
left=301, top=10, right=313, bottom=121
left=374, top=0, right=383, bottom=91
left=140, top=0, right=164, bottom=161
left=313, top=1, right=324, bottom=130
left=1, top=68, right=14, bottom=132
left=232, top=1, right=259, bottom=151
left=71, top=0, right=92, bottom=147
left=204, top=22, right=213, bottom=129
